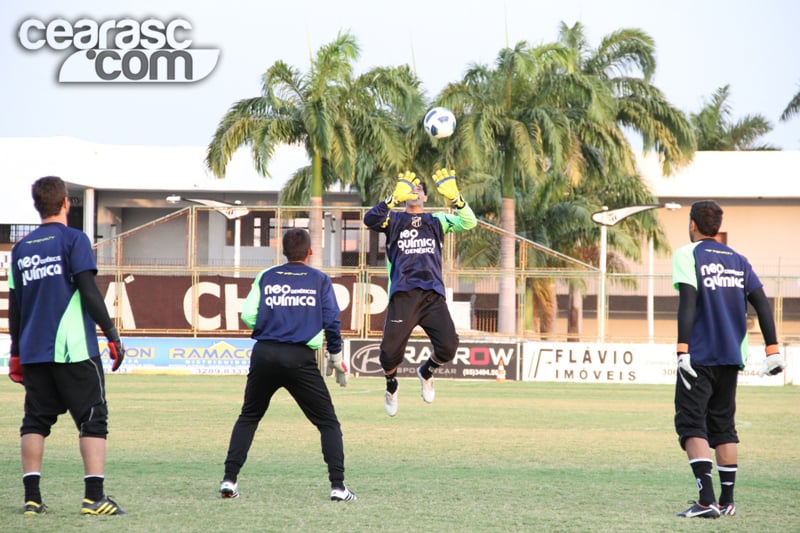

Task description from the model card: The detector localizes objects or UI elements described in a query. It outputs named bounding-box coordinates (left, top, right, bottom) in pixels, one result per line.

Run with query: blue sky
left=2, top=0, right=799, bottom=149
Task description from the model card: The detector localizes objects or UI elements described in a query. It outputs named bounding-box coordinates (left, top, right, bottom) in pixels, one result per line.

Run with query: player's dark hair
left=283, top=228, right=311, bottom=261
left=420, top=181, right=427, bottom=195
left=690, top=200, right=723, bottom=237
left=32, top=176, right=68, bottom=219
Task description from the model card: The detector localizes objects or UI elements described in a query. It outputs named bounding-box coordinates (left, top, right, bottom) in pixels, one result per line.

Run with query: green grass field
left=1, top=375, right=798, bottom=532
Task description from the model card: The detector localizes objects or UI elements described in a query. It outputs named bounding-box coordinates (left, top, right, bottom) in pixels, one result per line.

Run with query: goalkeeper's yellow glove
left=385, top=171, right=419, bottom=207
left=433, top=168, right=465, bottom=209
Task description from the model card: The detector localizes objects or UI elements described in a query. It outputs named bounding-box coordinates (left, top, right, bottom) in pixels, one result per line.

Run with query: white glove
left=758, top=353, right=785, bottom=377
left=326, top=352, right=348, bottom=387
left=677, top=353, right=697, bottom=391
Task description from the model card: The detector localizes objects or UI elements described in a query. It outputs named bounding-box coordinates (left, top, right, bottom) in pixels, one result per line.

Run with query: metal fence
left=24, top=205, right=798, bottom=344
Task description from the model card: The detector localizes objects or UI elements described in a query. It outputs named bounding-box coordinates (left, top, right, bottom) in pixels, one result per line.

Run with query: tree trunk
left=309, top=197, right=323, bottom=269
left=539, top=280, right=557, bottom=339
left=497, top=197, right=516, bottom=334
left=567, top=285, right=583, bottom=342
left=309, top=153, right=324, bottom=269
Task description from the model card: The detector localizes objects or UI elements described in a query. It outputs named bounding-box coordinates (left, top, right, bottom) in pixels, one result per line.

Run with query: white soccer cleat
left=417, top=367, right=435, bottom=403
left=384, top=389, right=398, bottom=417
left=219, top=480, right=239, bottom=499
left=330, top=486, right=358, bottom=502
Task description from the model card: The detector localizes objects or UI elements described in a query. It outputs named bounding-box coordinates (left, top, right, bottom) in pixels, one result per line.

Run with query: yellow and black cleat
left=81, top=495, right=127, bottom=515
left=23, top=501, right=47, bottom=515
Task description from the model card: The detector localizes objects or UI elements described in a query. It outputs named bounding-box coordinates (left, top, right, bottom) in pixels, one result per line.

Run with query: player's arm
left=75, top=270, right=125, bottom=370
left=8, top=287, right=20, bottom=357
left=364, top=172, right=420, bottom=230
left=320, top=275, right=346, bottom=386
left=7, top=287, right=23, bottom=383
left=749, top=286, right=785, bottom=376
left=747, top=287, right=779, bottom=352
left=320, top=276, right=342, bottom=355
left=675, top=282, right=697, bottom=353
left=436, top=202, right=477, bottom=234
left=75, top=270, right=115, bottom=336
left=240, top=272, right=264, bottom=330
left=363, top=200, right=392, bottom=231
left=432, top=168, right=477, bottom=232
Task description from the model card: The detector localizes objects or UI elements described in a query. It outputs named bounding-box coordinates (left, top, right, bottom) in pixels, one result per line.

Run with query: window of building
left=0, top=224, right=39, bottom=244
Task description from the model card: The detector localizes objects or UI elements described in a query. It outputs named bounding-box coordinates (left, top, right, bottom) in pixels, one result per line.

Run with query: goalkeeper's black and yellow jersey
left=363, top=201, right=476, bottom=299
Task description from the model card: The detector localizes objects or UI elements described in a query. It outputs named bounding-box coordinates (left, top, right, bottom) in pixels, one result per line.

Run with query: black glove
left=105, top=327, right=125, bottom=372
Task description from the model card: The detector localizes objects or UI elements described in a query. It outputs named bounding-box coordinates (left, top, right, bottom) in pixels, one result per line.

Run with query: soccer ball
left=423, top=107, right=456, bottom=139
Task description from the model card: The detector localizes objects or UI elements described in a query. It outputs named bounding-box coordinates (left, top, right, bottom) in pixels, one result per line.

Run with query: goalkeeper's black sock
left=419, top=359, right=440, bottom=380
left=84, top=475, right=104, bottom=501
left=23, top=473, right=42, bottom=503
left=718, top=464, right=737, bottom=505
left=689, top=459, right=716, bottom=506
left=385, top=373, right=398, bottom=394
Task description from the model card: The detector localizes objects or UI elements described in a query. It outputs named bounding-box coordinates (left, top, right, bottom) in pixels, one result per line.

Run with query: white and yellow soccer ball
left=423, top=107, right=456, bottom=139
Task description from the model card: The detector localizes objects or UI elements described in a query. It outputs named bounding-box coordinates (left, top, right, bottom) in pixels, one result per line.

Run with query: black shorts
left=674, top=365, right=739, bottom=449
left=21, top=357, right=109, bottom=438
left=379, top=288, right=459, bottom=372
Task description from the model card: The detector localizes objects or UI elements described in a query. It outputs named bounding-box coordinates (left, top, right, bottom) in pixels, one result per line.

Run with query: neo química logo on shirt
left=17, top=254, right=63, bottom=286
left=17, top=17, right=220, bottom=83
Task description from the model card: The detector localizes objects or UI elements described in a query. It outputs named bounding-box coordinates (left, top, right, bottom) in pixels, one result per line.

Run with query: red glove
left=105, top=327, right=125, bottom=372
left=108, top=340, right=125, bottom=371
left=9, top=355, right=23, bottom=384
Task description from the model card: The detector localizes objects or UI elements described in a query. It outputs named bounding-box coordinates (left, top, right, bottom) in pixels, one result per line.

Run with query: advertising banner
left=347, top=338, right=519, bottom=380
left=0, top=333, right=793, bottom=384
left=521, top=342, right=790, bottom=386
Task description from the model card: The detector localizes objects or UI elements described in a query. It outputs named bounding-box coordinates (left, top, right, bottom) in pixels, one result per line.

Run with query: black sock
left=718, top=464, right=737, bottom=505
left=84, top=475, right=104, bottom=501
left=23, top=473, right=41, bottom=503
left=419, top=360, right=441, bottom=380
left=689, top=459, right=716, bottom=506
left=385, top=374, right=398, bottom=394
left=223, top=460, right=239, bottom=483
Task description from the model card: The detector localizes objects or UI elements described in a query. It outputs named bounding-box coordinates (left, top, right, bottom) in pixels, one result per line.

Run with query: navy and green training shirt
left=363, top=201, right=477, bottom=298
left=672, top=238, right=762, bottom=366
left=241, top=261, right=342, bottom=353
left=9, top=223, right=100, bottom=364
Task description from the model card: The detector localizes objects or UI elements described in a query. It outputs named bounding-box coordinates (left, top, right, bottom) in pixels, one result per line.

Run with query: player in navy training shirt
left=8, top=176, right=126, bottom=515
left=219, top=228, right=356, bottom=502
left=672, top=200, right=784, bottom=519
left=364, top=169, right=476, bottom=417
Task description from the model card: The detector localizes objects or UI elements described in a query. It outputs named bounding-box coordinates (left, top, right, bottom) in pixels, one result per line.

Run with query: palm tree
left=206, top=31, right=419, bottom=267
left=691, top=85, right=778, bottom=150
left=438, top=42, right=576, bottom=334
left=441, top=22, right=693, bottom=335
left=280, top=65, right=427, bottom=206
left=780, top=83, right=800, bottom=122
left=542, top=22, right=692, bottom=336
left=556, top=22, right=695, bottom=175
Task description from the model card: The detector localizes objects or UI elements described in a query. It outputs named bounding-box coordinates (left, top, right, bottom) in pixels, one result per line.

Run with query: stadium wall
left=1, top=335, right=794, bottom=386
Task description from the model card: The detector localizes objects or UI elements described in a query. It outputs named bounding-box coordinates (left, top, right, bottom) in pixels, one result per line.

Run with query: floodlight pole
left=591, top=202, right=681, bottom=343
left=598, top=208, right=608, bottom=343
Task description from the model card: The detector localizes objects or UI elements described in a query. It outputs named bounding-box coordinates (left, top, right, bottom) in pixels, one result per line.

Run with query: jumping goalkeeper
left=363, top=169, right=476, bottom=417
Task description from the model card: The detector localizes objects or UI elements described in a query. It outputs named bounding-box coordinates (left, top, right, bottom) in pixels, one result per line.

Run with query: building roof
left=2, top=137, right=799, bottom=224
left=638, top=150, right=800, bottom=200
left=1, top=136, right=309, bottom=223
